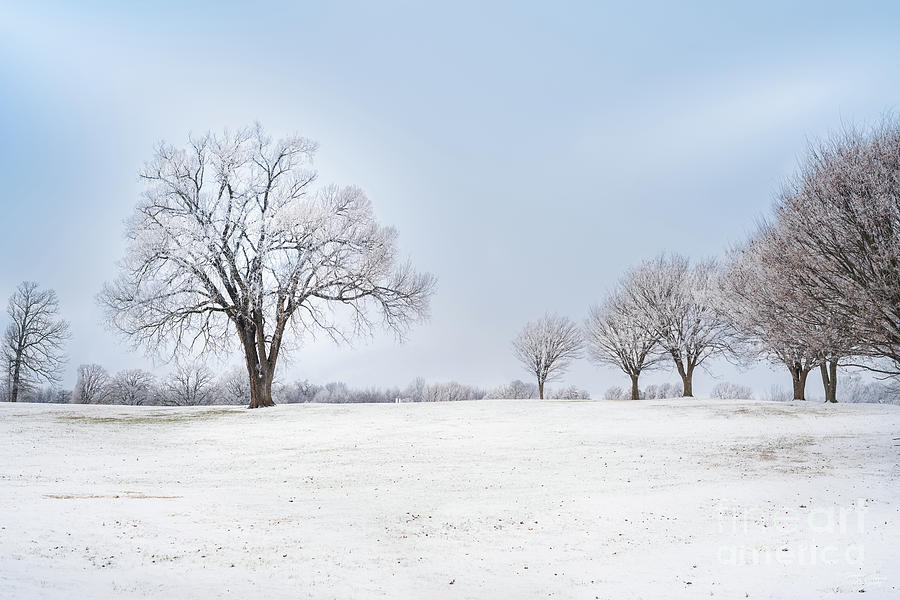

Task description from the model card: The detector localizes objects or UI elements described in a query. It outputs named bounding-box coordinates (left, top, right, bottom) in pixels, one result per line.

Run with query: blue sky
left=1, top=1, right=899, bottom=396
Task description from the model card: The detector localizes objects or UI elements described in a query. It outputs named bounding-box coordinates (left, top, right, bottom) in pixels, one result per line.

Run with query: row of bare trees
left=512, top=254, right=732, bottom=400
left=721, top=119, right=900, bottom=402
left=583, top=254, right=731, bottom=399
left=53, top=363, right=231, bottom=406
left=514, top=246, right=864, bottom=403
left=516, top=118, right=900, bottom=403
left=8, top=120, right=900, bottom=406
left=4, top=125, right=437, bottom=409
left=0, top=284, right=246, bottom=406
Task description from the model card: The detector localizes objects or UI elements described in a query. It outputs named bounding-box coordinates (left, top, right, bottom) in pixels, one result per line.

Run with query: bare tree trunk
left=538, top=380, right=544, bottom=400
left=630, top=373, right=640, bottom=400
left=10, top=357, right=21, bottom=402
left=241, top=327, right=276, bottom=409
left=248, top=373, right=275, bottom=409
left=246, top=363, right=275, bottom=409
left=263, top=369, right=274, bottom=406
left=679, top=362, right=694, bottom=397
left=789, top=364, right=810, bottom=400
left=670, top=353, right=693, bottom=397
left=820, top=360, right=838, bottom=403
left=829, top=361, right=838, bottom=403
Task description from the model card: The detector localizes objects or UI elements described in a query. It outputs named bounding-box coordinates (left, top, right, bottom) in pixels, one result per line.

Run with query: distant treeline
left=2, top=364, right=592, bottom=406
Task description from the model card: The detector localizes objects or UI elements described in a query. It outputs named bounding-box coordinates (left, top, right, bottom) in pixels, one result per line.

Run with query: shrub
left=603, top=386, right=627, bottom=400
left=642, top=382, right=682, bottom=399
left=549, top=386, right=591, bottom=400
left=710, top=382, right=754, bottom=400
left=484, top=380, right=539, bottom=399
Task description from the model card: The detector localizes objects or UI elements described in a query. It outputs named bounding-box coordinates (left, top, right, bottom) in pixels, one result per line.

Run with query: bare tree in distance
left=626, top=254, right=731, bottom=397
left=421, top=381, right=484, bottom=402
left=219, top=366, right=252, bottom=405
left=548, top=385, right=591, bottom=400
left=281, top=379, right=321, bottom=404
left=108, top=369, right=156, bottom=405
left=403, top=377, right=427, bottom=403
left=710, top=382, right=754, bottom=400
left=585, top=285, right=663, bottom=400
left=484, top=379, right=539, bottom=400
left=2, top=282, right=70, bottom=402
left=100, top=124, right=435, bottom=408
left=642, top=382, right=683, bottom=399
left=603, top=386, right=627, bottom=400
left=165, top=362, right=215, bottom=406
left=512, top=313, right=583, bottom=400
left=72, top=364, right=111, bottom=404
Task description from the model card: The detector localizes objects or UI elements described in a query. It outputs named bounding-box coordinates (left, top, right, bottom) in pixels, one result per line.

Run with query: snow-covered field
left=0, top=399, right=897, bottom=599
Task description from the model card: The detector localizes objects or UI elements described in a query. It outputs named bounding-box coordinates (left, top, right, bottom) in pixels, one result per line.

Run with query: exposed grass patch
left=727, top=435, right=819, bottom=473
left=45, top=492, right=183, bottom=499
left=56, top=408, right=240, bottom=425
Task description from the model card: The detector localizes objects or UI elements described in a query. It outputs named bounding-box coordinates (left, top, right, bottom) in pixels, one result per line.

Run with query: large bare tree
left=585, top=285, right=662, bottom=400
left=101, top=125, right=435, bottom=408
left=2, top=282, right=70, bottom=402
left=512, top=313, right=582, bottom=399
left=626, top=254, right=731, bottom=397
left=761, top=120, right=900, bottom=401
left=722, top=228, right=823, bottom=400
left=748, top=220, right=860, bottom=403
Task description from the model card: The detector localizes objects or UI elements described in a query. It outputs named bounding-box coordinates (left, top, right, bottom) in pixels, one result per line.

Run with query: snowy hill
left=0, top=399, right=897, bottom=598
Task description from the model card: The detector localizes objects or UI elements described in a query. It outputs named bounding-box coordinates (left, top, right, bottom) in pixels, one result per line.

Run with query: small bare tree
left=72, top=364, right=111, bottom=404
left=403, top=377, right=427, bottom=402
left=100, top=125, right=435, bottom=408
left=2, top=282, right=70, bottom=402
left=108, top=369, right=156, bottom=405
left=626, top=254, right=731, bottom=397
left=585, top=286, right=662, bottom=400
left=512, top=313, right=582, bottom=400
left=165, top=362, right=216, bottom=406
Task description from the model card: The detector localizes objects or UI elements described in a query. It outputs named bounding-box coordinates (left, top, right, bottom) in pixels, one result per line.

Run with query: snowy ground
left=0, top=399, right=898, bottom=599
